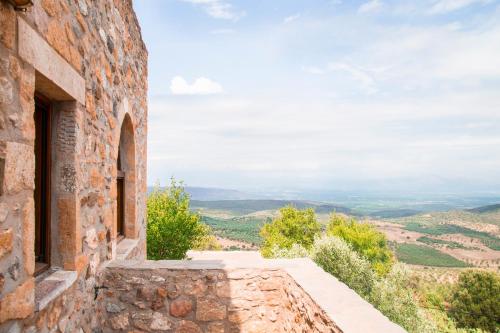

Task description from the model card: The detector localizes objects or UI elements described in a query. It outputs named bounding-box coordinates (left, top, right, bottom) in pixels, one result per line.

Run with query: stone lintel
left=17, top=18, right=85, bottom=104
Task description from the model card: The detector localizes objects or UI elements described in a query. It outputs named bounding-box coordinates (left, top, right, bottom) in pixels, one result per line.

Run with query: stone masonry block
left=0, top=228, right=13, bottom=260
left=0, top=278, right=34, bottom=323
left=0, top=3, right=15, bottom=50
left=0, top=141, right=35, bottom=195
left=22, top=199, right=35, bottom=276
left=57, top=196, right=82, bottom=263
left=18, top=18, right=85, bottom=104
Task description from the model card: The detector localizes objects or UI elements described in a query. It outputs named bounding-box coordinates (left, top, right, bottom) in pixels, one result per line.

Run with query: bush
left=449, top=270, right=500, bottom=332
left=192, top=224, right=222, bottom=251
left=147, top=180, right=209, bottom=259
left=370, top=263, right=434, bottom=333
left=260, top=205, right=320, bottom=258
left=326, top=214, right=394, bottom=276
left=310, top=235, right=375, bottom=298
left=269, top=243, right=309, bottom=258
left=268, top=235, right=436, bottom=333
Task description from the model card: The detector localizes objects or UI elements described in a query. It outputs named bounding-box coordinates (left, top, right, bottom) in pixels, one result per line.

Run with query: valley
left=190, top=198, right=500, bottom=269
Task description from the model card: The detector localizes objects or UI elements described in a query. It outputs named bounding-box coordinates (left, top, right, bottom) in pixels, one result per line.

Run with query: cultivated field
left=191, top=199, right=500, bottom=268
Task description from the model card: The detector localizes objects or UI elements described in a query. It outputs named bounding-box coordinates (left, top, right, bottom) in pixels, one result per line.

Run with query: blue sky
left=134, top=0, right=500, bottom=194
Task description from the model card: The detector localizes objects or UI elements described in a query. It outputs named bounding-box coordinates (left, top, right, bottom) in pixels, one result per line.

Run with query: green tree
left=147, top=179, right=208, bottom=259
left=449, top=270, right=500, bottom=332
left=260, top=205, right=320, bottom=258
left=326, top=214, right=394, bottom=276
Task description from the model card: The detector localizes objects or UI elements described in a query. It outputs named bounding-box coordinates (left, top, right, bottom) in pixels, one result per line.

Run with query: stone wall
left=0, top=0, right=148, bottom=331
left=97, top=263, right=342, bottom=333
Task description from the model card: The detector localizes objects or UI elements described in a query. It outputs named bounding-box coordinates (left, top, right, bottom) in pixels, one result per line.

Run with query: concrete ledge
left=18, top=18, right=85, bottom=104
left=109, top=251, right=406, bottom=333
left=35, top=270, right=77, bottom=311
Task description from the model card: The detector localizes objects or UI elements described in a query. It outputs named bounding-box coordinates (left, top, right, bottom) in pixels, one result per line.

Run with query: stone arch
left=115, top=112, right=137, bottom=239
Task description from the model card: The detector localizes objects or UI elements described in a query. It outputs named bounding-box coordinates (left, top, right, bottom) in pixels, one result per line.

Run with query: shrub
left=147, top=180, right=209, bottom=259
left=310, top=235, right=375, bottom=298
left=192, top=224, right=222, bottom=251
left=269, top=243, right=309, bottom=258
left=260, top=205, right=320, bottom=258
left=449, top=270, right=500, bottom=332
left=370, top=263, right=434, bottom=333
left=326, top=214, right=394, bottom=276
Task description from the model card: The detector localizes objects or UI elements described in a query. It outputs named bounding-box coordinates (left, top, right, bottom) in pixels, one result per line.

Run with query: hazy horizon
left=134, top=1, right=500, bottom=194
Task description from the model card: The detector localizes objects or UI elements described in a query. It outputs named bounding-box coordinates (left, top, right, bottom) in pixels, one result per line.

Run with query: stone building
left=0, top=1, right=406, bottom=332
left=0, top=0, right=147, bottom=331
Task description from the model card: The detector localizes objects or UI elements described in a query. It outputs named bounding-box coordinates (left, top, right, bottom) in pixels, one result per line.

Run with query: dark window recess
left=0, top=156, right=4, bottom=197
left=34, top=95, right=51, bottom=275
left=116, top=150, right=125, bottom=237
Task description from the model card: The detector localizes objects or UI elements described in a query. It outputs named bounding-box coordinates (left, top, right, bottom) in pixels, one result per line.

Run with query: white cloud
left=170, top=76, right=224, bottom=95
left=181, top=0, right=244, bottom=20
left=147, top=91, right=500, bottom=189
left=358, top=0, right=384, bottom=13
left=429, top=0, right=493, bottom=14
left=303, top=62, right=378, bottom=94
left=327, top=62, right=378, bottom=94
left=283, top=14, right=300, bottom=24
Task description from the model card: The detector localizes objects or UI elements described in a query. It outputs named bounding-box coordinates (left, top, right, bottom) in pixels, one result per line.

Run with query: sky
left=133, top=0, right=500, bottom=195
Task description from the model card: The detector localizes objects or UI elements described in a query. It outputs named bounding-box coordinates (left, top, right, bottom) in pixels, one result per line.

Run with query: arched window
left=116, top=149, right=125, bottom=238
left=116, top=114, right=137, bottom=240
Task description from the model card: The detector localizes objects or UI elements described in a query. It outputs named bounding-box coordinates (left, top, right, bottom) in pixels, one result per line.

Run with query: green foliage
left=147, top=180, right=209, bottom=259
left=370, top=264, right=435, bottom=333
left=449, top=270, right=500, bottom=332
left=260, top=205, right=321, bottom=258
left=265, top=234, right=445, bottom=333
left=326, top=214, right=394, bottom=275
left=269, top=243, right=309, bottom=258
left=396, top=243, right=470, bottom=267
left=192, top=224, right=222, bottom=251
left=201, top=215, right=264, bottom=245
left=310, top=236, right=376, bottom=298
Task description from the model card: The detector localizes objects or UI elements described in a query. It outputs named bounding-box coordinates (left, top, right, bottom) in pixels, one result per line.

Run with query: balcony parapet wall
left=97, top=251, right=406, bottom=333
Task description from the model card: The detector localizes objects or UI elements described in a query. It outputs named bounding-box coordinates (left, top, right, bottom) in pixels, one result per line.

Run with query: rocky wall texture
left=17, top=274, right=97, bottom=333
left=0, top=0, right=148, bottom=330
left=98, top=265, right=342, bottom=333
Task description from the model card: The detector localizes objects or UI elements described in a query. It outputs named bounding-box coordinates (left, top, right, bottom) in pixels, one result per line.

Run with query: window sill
left=116, top=238, right=140, bottom=260
left=35, top=269, right=77, bottom=311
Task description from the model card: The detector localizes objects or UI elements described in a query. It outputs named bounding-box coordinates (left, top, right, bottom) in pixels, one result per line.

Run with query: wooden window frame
left=34, top=94, right=52, bottom=276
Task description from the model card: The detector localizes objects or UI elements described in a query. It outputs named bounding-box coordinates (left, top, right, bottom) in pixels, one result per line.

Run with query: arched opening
left=116, top=113, right=137, bottom=240
left=116, top=149, right=125, bottom=237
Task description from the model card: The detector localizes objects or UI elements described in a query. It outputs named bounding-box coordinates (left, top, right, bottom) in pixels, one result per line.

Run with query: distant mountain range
left=148, top=186, right=261, bottom=200
left=185, top=187, right=261, bottom=200
left=467, top=203, right=500, bottom=214
left=148, top=186, right=500, bottom=218
left=191, top=199, right=353, bottom=215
